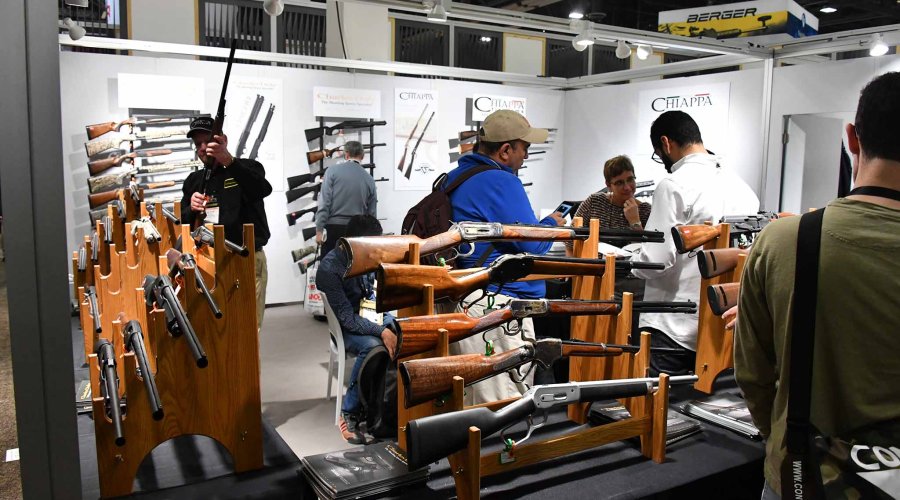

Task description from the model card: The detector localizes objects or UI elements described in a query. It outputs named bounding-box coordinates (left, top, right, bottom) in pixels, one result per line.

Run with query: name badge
left=204, top=207, right=220, bottom=224
left=360, top=299, right=382, bottom=325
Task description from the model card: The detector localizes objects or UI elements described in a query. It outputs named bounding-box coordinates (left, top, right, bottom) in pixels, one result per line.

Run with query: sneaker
left=339, top=413, right=366, bottom=445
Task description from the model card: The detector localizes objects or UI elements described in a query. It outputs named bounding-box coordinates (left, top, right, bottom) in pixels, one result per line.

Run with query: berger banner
left=658, top=0, right=817, bottom=39
left=394, top=88, right=442, bottom=191
left=638, top=82, right=731, bottom=161
left=471, top=94, right=527, bottom=122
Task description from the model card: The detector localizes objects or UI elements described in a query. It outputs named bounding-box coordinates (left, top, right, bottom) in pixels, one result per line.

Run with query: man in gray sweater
left=315, top=141, right=377, bottom=255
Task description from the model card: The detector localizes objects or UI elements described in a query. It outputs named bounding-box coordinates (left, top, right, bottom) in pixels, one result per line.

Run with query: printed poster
left=223, top=77, right=284, bottom=188
left=394, top=88, right=442, bottom=191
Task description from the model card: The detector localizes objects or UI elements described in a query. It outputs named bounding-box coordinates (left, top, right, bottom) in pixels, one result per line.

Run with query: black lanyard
left=848, top=186, right=900, bottom=201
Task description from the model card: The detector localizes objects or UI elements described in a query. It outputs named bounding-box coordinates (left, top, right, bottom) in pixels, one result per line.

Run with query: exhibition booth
left=4, top=1, right=900, bottom=497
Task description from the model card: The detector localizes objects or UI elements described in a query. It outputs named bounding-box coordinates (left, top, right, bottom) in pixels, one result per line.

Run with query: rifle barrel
left=95, top=340, right=125, bottom=446
left=124, top=321, right=164, bottom=420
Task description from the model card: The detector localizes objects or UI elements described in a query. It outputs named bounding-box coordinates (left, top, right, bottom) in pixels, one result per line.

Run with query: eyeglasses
left=610, top=176, right=637, bottom=188
left=651, top=151, right=663, bottom=164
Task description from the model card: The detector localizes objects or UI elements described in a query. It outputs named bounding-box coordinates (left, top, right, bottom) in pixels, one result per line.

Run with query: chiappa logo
left=651, top=93, right=713, bottom=112
left=473, top=95, right=526, bottom=114
left=398, top=91, right=435, bottom=101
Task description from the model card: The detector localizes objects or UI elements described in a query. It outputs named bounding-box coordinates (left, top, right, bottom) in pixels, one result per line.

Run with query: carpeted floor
left=0, top=263, right=22, bottom=499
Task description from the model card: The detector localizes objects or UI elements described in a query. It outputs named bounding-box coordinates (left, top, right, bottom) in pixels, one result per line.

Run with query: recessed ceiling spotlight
left=869, top=33, right=889, bottom=57
left=480, top=36, right=492, bottom=42
left=569, top=12, right=584, bottom=19
left=819, top=6, right=837, bottom=13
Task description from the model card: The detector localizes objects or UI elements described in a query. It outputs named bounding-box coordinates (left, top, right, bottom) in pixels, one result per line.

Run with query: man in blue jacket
left=443, top=109, right=564, bottom=404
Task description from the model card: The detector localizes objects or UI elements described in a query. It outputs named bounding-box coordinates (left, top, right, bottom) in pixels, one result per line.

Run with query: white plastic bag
left=303, top=262, right=324, bottom=315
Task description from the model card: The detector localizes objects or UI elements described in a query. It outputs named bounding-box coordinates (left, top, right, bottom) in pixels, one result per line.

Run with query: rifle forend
left=405, top=375, right=698, bottom=470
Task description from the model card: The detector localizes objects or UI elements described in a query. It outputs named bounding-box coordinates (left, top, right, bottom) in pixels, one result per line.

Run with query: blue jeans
left=761, top=480, right=780, bottom=500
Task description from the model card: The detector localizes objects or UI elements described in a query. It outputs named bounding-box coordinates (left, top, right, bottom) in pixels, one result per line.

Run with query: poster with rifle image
left=222, top=77, right=284, bottom=188
left=394, top=88, right=442, bottom=191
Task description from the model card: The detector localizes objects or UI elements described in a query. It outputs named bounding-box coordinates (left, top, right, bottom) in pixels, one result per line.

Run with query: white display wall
left=59, top=51, right=566, bottom=304
left=563, top=68, right=767, bottom=203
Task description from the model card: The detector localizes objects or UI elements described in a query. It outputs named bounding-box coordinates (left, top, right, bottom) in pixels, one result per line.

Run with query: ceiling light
left=572, top=33, right=594, bottom=52
left=869, top=33, right=889, bottom=56
left=428, top=0, right=447, bottom=22
left=568, top=12, right=584, bottom=19
left=263, top=0, right=284, bottom=16
left=615, top=40, right=632, bottom=59
left=480, top=36, right=492, bottom=43
left=636, top=44, right=653, bottom=60
left=63, top=18, right=85, bottom=41
left=819, top=7, right=837, bottom=13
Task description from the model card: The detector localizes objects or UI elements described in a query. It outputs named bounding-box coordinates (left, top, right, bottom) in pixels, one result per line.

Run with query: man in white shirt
left=630, top=110, right=759, bottom=375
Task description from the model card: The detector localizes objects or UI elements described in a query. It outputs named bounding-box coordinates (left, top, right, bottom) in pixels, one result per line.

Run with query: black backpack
left=401, top=164, right=498, bottom=237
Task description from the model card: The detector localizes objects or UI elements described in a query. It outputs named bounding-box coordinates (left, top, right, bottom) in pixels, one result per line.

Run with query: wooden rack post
left=693, top=223, right=737, bottom=393
left=395, top=242, right=439, bottom=451
left=89, top=223, right=263, bottom=498
left=442, top=366, right=670, bottom=500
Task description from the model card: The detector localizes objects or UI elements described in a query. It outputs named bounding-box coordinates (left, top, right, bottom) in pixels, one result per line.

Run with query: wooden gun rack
left=79, top=219, right=262, bottom=498
left=693, top=223, right=745, bottom=394
left=441, top=359, right=671, bottom=500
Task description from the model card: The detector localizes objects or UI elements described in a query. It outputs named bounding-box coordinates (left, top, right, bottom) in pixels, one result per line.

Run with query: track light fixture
left=428, top=0, right=448, bottom=22
left=869, top=33, right=889, bottom=57
left=263, top=0, right=284, bottom=17
left=63, top=17, right=86, bottom=41
left=570, top=19, right=593, bottom=52
left=615, top=40, right=632, bottom=59
left=636, top=44, right=653, bottom=60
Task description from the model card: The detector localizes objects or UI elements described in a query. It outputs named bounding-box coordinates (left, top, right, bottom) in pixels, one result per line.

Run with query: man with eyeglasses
left=630, top=110, right=758, bottom=375
left=181, top=116, right=273, bottom=330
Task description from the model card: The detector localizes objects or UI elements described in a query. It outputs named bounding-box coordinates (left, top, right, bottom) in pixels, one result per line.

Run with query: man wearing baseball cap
left=181, top=115, right=273, bottom=330
left=440, top=109, right=564, bottom=405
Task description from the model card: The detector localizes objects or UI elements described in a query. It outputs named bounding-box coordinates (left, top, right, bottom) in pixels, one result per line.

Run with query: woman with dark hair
left=571, top=155, right=651, bottom=238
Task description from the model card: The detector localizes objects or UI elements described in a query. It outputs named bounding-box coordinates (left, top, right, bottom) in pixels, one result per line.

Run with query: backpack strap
left=440, top=164, right=500, bottom=194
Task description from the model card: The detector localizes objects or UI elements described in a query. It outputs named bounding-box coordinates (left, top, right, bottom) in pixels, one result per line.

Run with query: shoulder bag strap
left=441, top=164, right=500, bottom=194
left=785, top=208, right=826, bottom=454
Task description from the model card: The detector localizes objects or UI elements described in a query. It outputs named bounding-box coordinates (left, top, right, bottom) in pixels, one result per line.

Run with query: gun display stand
left=440, top=364, right=671, bottom=500
left=84, top=223, right=263, bottom=498
left=395, top=242, right=438, bottom=451
left=694, top=224, right=741, bottom=393
left=567, top=217, right=639, bottom=423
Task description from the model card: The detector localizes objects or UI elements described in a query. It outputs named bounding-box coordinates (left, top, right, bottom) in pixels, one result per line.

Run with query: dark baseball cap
left=187, top=115, right=214, bottom=139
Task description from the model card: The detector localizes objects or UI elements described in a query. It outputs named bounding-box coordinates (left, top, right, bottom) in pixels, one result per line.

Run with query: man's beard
left=660, top=151, right=675, bottom=173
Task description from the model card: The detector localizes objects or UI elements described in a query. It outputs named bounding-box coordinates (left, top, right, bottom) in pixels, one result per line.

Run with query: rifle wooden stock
left=672, top=224, right=720, bottom=254
left=341, top=225, right=584, bottom=278
left=377, top=259, right=613, bottom=312
left=88, top=190, right=121, bottom=209
left=459, top=142, right=475, bottom=154
left=85, top=117, right=178, bottom=140
left=88, top=148, right=176, bottom=175
left=697, top=247, right=747, bottom=279
left=707, top=282, right=740, bottom=316
left=401, top=342, right=631, bottom=407
left=306, top=143, right=383, bottom=165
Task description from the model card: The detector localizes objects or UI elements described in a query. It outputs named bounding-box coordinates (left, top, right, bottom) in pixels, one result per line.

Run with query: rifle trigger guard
left=509, top=362, right=535, bottom=384
left=502, top=318, right=523, bottom=337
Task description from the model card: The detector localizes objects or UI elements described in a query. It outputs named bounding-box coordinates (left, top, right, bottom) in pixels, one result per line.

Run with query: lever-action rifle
left=304, top=120, right=387, bottom=143
left=405, top=111, right=436, bottom=180
left=285, top=183, right=322, bottom=204
left=123, top=320, right=164, bottom=420
left=376, top=254, right=667, bottom=312
left=696, top=247, right=747, bottom=279
left=401, top=338, right=687, bottom=407
left=143, top=274, right=208, bottom=368
left=398, top=106, right=429, bottom=173
left=191, top=225, right=249, bottom=256
left=87, top=146, right=193, bottom=175
left=85, top=116, right=192, bottom=140
left=405, top=374, right=698, bottom=470
left=306, top=144, right=384, bottom=165
left=88, top=182, right=175, bottom=209
left=196, top=38, right=238, bottom=229
left=672, top=212, right=793, bottom=254
left=95, top=339, right=126, bottom=446
left=88, top=158, right=199, bottom=193
left=85, top=286, right=102, bottom=333
left=249, top=104, right=275, bottom=160
left=286, top=206, right=318, bottom=226
left=391, top=297, right=696, bottom=358
left=166, top=248, right=223, bottom=319
left=707, top=282, right=740, bottom=316
left=85, top=127, right=191, bottom=158
left=341, top=221, right=665, bottom=278
left=236, top=94, right=264, bottom=158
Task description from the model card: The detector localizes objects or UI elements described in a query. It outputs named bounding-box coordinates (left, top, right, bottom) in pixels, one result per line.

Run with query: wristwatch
left=629, top=222, right=642, bottom=230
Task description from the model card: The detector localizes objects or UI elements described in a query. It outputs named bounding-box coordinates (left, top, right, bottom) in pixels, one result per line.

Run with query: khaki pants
left=255, top=248, right=267, bottom=330
left=444, top=291, right=536, bottom=406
